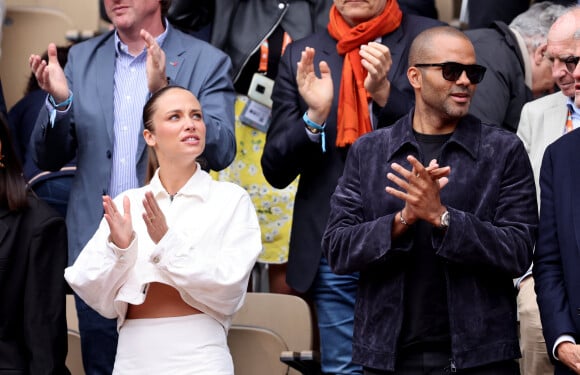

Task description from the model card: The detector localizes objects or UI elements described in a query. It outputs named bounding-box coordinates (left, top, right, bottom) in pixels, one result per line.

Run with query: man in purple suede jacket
left=322, top=26, right=537, bottom=374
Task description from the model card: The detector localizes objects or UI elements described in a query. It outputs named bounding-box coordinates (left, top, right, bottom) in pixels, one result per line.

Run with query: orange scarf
left=327, top=0, right=402, bottom=147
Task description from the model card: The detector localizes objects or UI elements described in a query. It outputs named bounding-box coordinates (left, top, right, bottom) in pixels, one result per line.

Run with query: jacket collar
left=148, top=163, right=211, bottom=202
left=386, top=110, right=482, bottom=163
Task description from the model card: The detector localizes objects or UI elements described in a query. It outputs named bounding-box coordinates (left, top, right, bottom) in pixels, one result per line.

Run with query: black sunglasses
left=414, top=62, right=487, bottom=84
left=562, top=56, right=580, bottom=74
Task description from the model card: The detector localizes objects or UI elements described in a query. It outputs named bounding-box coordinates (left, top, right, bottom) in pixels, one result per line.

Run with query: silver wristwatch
left=439, top=210, right=450, bottom=230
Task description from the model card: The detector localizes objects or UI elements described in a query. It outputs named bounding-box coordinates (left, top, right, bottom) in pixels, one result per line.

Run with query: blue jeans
left=32, top=175, right=74, bottom=218
left=312, top=256, right=362, bottom=375
left=74, top=294, right=118, bottom=375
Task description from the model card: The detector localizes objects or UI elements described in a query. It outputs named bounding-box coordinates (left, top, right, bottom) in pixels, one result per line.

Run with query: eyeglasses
left=414, top=62, right=487, bottom=84
left=562, top=56, right=580, bottom=74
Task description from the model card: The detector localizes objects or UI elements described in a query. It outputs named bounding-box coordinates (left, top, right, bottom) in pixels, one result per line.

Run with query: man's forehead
left=548, top=9, right=580, bottom=44
left=546, top=34, right=577, bottom=56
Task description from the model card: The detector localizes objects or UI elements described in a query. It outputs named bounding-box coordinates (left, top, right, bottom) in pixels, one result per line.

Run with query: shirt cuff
left=515, top=266, right=533, bottom=289
left=554, top=335, right=576, bottom=360
left=107, top=232, right=137, bottom=259
left=304, top=127, right=322, bottom=142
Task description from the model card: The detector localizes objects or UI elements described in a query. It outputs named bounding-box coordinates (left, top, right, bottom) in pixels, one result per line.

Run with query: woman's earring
left=0, top=155, right=5, bottom=169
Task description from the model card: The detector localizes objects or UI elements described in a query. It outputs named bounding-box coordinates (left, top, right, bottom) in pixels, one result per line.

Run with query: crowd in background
left=3, top=0, right=580, bottom=374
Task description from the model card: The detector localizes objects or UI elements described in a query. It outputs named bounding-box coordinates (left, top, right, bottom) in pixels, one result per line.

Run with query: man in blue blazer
left=28, top=0, right=236, bottom=373
left=533, top=12, right=580, bottom=375
left=535, top=126, right=580, bottom=374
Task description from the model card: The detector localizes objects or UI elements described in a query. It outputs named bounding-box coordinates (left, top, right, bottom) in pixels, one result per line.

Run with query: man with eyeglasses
left=465, top=2, right=567, bottom=133
left=515, top=7, right=580, bottom=375
left=322, top=26, right=537, bottom=374
left=532, top=7, right=580, bottom=375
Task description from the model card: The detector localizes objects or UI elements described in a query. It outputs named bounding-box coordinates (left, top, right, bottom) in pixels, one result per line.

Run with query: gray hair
left=510, top=1, right=569, bottom=52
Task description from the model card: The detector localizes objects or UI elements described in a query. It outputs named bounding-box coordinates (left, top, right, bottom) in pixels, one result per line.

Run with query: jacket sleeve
left=516, top=102, right=532, bottom=156
left=149, top=191, right=262, bottom=317
left=64, top=215, right=138, bottom=320
left=31, top=53, right=77, bottom=172
left=322, top=137, right=413, bottom=274
left=192, top=48, right=236, bottom=171
left=24, top=215, right=69, bottom=375
left=323, top=132, right=538, bottom=278
left=261, top=43, right=325, bottom=189
left=434, top=139, right=537, bottom=277
left=533, top=145, right=576, bottom=357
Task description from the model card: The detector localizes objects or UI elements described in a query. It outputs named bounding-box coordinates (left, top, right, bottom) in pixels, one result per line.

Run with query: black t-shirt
left=399, top=131, right=452, bottom=353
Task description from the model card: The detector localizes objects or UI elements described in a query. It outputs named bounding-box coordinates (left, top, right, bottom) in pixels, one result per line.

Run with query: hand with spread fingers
left=296, top=46, right=334, bottom=124
left=29, top=43, right=69, bottom=103
left=385, top=155, right=450, bottom=227
left=360, top=41, right=392, bottom=107
left=142, top=191, right=168, bottom=244
left=103, top=195, right=134, bottom=249
left=141, top=29, right=168, bottom=94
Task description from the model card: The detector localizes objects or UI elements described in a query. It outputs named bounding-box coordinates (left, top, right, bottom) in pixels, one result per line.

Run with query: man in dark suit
left=466, top=2, right=567, bottom=132
left=534, top=9, right=580, bottom=369
left=534, top=126, right=580, bottom=374
left=261, top=0, right=442, bottom=373
left=465, top=0, right=529, bottom=29
left=29, top=0, right=236, bottom=373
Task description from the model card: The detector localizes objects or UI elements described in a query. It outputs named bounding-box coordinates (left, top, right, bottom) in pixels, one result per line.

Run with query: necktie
left=566, top=109, right=574, bottom=133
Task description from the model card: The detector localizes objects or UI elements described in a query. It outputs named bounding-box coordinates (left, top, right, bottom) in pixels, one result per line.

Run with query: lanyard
left=258, top=32, right=293, bottom=73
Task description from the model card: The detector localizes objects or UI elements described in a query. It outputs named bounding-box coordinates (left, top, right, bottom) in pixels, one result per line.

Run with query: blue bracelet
left=48, top=92, right=73, bottom=128
left=48, top=92, right=73, bottom=108
left=302, top=112, right=326, bottom=153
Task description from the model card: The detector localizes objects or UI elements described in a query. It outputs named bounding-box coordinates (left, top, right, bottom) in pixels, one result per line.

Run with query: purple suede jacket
left=322, top=111, right=538, bottom=371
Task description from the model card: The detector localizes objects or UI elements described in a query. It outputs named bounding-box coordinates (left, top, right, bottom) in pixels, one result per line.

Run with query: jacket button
left=106, top=150, right=112, bottom=158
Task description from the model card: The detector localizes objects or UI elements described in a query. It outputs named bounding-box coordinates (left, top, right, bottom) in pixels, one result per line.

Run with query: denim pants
left=74, top=294, right=118, bottom=375
left=32, top=175, right=74, bottom=218
left=312, top=256, right=362, bottom=375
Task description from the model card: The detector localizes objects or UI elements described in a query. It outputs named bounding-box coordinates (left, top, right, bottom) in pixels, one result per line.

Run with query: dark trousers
left=74, top=294, right=118, bottom=375
left=363, top=350, right=519, bottom=375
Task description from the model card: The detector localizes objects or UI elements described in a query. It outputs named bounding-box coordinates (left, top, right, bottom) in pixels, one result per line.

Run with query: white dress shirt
left=65, top=165, right=262, bottom=331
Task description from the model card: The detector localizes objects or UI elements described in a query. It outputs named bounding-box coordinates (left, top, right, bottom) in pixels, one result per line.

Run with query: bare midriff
left=126, top=282, right=202, bottom=319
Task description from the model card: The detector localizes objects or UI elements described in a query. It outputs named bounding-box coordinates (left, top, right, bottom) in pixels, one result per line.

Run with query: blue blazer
left=534, top=129, right=580, bottom=374
left=31, top=23, right=236, bottom=264
left=261, top=14, right=443, bottom=292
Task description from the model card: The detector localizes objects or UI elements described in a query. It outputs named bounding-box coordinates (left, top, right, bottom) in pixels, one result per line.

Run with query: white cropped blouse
left=65, top=166, right=262, bottom=331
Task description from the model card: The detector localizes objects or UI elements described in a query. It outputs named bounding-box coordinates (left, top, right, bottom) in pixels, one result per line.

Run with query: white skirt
left=113, top=314, right=233, bottom=375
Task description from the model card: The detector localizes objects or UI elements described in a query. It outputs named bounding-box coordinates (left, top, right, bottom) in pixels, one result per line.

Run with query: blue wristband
left=302, top=112, right=326, bottom=153
left=48, top=93, right=73, bottom=108
left=48, top=92, right=73, bottom=128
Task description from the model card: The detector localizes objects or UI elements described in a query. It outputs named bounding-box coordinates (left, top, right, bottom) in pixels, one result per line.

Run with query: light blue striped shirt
left=108, top=29, right=168, bottom=198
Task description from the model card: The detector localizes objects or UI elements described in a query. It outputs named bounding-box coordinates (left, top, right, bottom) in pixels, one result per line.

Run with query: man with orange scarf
left=261, top=1, right=442, bottom=373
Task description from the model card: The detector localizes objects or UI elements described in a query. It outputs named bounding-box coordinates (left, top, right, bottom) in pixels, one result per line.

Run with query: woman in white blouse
left=65, top=85, right=261, bottom=374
